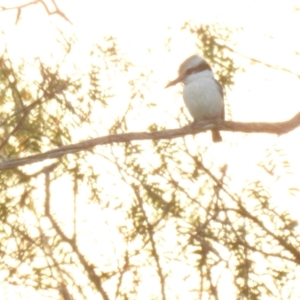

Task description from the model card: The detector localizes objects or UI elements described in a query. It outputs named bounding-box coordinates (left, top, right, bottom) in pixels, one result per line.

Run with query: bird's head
left=165, top=55, right=212, bottom=88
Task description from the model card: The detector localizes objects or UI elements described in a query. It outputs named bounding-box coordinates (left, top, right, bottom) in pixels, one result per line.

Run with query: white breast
left=183, top=72, right=223, bottom=121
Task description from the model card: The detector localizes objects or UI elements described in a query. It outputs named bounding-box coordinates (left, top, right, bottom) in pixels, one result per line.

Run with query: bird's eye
left=185, top=68, right=194, bottom=75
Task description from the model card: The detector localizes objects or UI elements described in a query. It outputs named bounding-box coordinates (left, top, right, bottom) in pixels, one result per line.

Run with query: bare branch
left=0, top=0, right=38, bottom=11
left=0, top=0, right=72, bottom=24
left=1, top=112, right=300, bottom=171
left=43, top=163, right=109, bottom=300
left=132, top=185, right=166, bottom=300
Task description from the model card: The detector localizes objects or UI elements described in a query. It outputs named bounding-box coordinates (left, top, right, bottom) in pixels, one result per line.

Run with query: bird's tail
left=211, top=129, right=222, bottom=143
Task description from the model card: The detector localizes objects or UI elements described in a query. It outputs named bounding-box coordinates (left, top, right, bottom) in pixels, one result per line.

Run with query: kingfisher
left=165, top=55, right=224, bottom=142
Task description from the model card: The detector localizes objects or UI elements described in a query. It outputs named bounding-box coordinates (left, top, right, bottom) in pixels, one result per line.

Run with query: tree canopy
left=0, top=1, right=300, bottom=300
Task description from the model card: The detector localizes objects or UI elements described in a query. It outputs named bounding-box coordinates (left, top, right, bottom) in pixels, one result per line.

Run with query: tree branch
left=0, top=0, right=72, bottom=24
left=1, top=112, right=300, bottom=171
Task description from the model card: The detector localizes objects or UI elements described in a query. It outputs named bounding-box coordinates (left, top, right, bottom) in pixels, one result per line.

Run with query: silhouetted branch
left=0, top=0, right=72, bottom=24
left=133, top=185, right=166, bottom=300
left=43, top=162, right=109, bottom=300
left=1, top=112, right=300, bottom=170
left=222, top=43, right=300, bottom=79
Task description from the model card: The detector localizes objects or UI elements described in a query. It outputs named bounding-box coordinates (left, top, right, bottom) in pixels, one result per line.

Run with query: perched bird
left=165, top=55, right=224, bottom=142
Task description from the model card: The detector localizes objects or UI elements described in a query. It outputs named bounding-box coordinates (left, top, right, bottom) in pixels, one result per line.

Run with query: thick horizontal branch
left=1, top=112, right=300, bottom=171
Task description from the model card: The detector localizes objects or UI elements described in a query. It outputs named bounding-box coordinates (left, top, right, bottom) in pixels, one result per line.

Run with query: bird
left=165, top=55, right=224, bottom=142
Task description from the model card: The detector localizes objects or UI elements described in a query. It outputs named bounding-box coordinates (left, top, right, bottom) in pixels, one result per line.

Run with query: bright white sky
left=1, top=0, right=300, bottom=299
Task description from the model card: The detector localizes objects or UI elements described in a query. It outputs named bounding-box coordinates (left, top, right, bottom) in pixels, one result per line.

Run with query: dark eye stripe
left=185, top=62, right=211, bottom=75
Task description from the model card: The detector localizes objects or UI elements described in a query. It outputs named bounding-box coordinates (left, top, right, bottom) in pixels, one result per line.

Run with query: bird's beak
left=165, top=74, right=184, bottom=88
